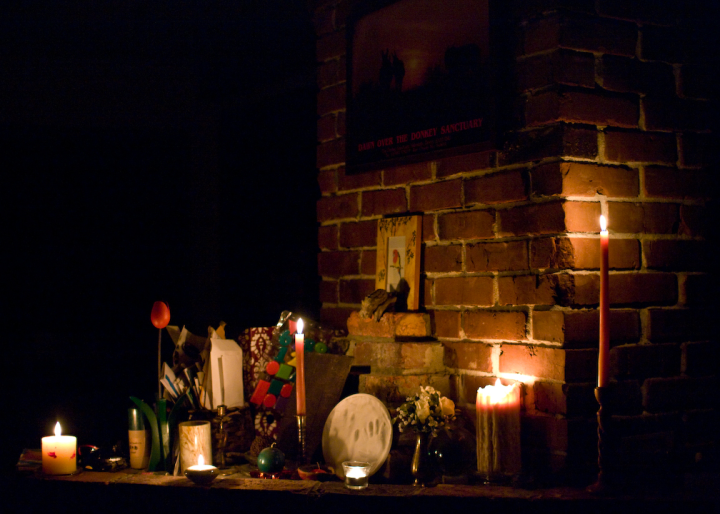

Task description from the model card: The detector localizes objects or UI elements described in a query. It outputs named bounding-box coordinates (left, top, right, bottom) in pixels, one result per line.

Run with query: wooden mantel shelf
left=6, top=469, right=720, bottom=514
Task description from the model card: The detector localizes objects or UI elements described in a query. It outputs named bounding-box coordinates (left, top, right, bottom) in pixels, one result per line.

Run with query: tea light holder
left=184, top=455, right=218, bottom=486
left=342, top=461, right=371, bottom=490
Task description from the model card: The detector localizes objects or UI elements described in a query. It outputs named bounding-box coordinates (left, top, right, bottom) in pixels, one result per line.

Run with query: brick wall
left=313, top=0, right=718, bottom=483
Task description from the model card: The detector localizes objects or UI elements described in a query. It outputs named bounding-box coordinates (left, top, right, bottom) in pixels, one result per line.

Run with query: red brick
left=317, top=193, right=358, bottom=222
left=596, top=0, right=683, bottom=25
left=317, top=114, right=337, bottom=142
left=467, top=241, right=528, bottom=272
left=499, top=124, right=598, bottom=165
left=572, top=274, right=600, bottom=305
left=316, top=31, right=345, bottom=62
left=499, top=274, right=572, bottom=306
left=533, top=381, right=567, bottom=415
left=564, top=349, right=599, bottom=382
left=681, top=64, right=718, bottom=100
left=610, top=343, right=681, bottom=380
left=360, top=250, right=376, bottom=275
left=313, top=7, right=334, bottom=36
left=499, top=201, right=566, bottom=236
left=384, top=162, right=432, bottom=186
left=564, top=201, right=601, bottom=233
left=338, top=167, right=381, bottom=191
left=681, top=132, right=719, bottom=168
left=610, top=273, right=678, bottom=306
left=600, top=55, right=675, bottom=96
left=443, top=342, right=493, bottom=372
left=683, top=273, right=716, bottom=306
left=608, top=202, right=679, bottom=234
left=647, top=308, right=712, bottom=342
left=531, top=237, right=575, bottom=270
left=435, top=276, right=493, bottom=306
left=499, top=344, right=565, bottom=381
left=336, top=111, right=346, bottom=137
left=643, top=240, right=709, bottom=272
left=539, top=162, right=639, bottom=198
left=559, top=13, right=637, bottom=57
left=683, top=341, right=720, bottom=376
left=318, top=225, right=338, bottom=250
left=422, top=214, right=435, bottom=242
left=522, top=14, right=561, bottom=55
left=317, top=169, right=337, bottom=194
left=319, top=305, right=355, bottom=331
left=317, top=138, right=346, bottom=168
left=360, top=374, right=451, bottom=405
left=360, top=188, right=406, bottom=217
left=458, top=375, right=502, bottom=405
left=643, top=376, right=717, bottom=413
left=339, top=220, right=376, bottom=248
left=423, top=245, right=463, bottom=273
left=569, top=237, right=640, bottom=269
left=317, top=83, right=346, bottom=116
left=604, top=130, right=677, bottom=164
left=517, top=49, right=595, bottom=92
left=526, top=90, right=638, bottom=128
left=438, top=210, right=495, bottom=241
left=317, top=250, right=359, bottom=278
left=643, top=167, right=713, bottom=200
left=319, top=280, right=338, bottom=304
left=465, top=170, right=528, bottom=205
left=432, top=310, right=461, bottom=338
left=409, top=180, right=462, bottom=212
left=532, top=310, right=565, bottom=343
left=436, top=151, right=495, bottom=178
left=643, top=96, right=715, bottom=133
left=547, top=309, right=640, bottom=348
left=465, top=311, right=527, bottom=340
left=339, top=279, right=376, bottom=304
left=424, top=278, right=433, bottom=308
left=317, top=58, right=345, bottom=89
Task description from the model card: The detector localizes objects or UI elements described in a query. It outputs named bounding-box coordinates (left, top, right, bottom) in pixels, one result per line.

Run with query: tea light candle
left=476, top=379, right=521, bottom=481
left=342, top=461, right=371, bottom=490
left=184, top=454, right=218, bottom=485
left=42, top=422, right=77, bottom=475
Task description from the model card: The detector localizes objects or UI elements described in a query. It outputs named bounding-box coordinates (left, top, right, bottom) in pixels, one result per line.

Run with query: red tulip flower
left=151, top=301, right=170, bottom=329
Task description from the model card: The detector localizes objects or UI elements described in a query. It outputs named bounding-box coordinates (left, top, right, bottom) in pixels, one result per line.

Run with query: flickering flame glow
left=477, top=379, right=518, bottom=406
left=54, top=422, right=62, bottom=437
left=198, top=454, right=205, bottom=466
left=600, top=215, right=607, bottom=232
left=297, top=318, right=304, bottom=335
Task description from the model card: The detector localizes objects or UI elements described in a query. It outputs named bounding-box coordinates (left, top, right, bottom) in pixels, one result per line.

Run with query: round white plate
left=322, top=393, right=393, bottom=478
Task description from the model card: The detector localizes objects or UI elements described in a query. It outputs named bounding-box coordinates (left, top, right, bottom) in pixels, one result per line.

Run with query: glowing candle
left=42, top=422, right=77, bottom=475
left=295, top=318, right=306, bottom=415
left=476, top=379, right=521, bottom=480
left=598, top=215, right=610, bottom=388
left=184, top=454, right=219, bottom=485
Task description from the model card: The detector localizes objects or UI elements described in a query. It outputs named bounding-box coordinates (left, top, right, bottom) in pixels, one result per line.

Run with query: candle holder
left=587, top=386, right=617, bottom=494
left=184, top=465, right=219, bottom=486
left=342, top=461, right=371, bottom=490
left=297, top=415, right=307, bottom=464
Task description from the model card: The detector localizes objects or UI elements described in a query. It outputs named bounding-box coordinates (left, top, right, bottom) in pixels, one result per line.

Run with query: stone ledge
left=347, top=311, right=431, bottom=338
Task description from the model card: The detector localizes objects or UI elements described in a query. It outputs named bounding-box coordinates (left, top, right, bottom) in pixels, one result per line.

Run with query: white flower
left=440, top=397, right=455, bottom=417
left=416, top=398, right=430, bottom=423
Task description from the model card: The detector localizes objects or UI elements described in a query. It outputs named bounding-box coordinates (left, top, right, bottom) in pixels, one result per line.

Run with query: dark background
left=1, top=1, right=318, bottom=470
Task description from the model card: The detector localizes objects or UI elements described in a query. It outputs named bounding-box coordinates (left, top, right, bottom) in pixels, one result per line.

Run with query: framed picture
left=347, top=0, right=495, bottom=173
left=376, top=215, right=422, bottom=311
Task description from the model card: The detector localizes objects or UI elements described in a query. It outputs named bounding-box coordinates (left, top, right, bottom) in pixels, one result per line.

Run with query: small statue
left=359, top=289, right=397, bottom=321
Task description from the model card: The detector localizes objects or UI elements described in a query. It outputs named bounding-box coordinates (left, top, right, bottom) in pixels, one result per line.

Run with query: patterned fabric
left=237, top=327, right=274, bottom=403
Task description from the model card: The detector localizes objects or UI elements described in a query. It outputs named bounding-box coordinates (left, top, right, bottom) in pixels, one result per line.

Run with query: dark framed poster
left=347, top=0, right=495, bottom=173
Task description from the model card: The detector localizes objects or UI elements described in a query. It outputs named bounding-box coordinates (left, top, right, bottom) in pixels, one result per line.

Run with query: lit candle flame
left=599, top=215, right=607, bottom=232
left=297, top=318, right=304, bottom=335
left=198, top=454, right=205, bottom=466
left=54, top=421, right=62, bottom=437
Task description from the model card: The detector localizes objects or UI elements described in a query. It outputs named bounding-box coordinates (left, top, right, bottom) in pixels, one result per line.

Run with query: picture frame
left=346, top=0, right=496, bottom=173
left=376, top=215, right=422, bottom=311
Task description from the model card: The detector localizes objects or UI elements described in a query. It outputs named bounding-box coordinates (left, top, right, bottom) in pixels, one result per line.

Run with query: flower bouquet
left=393, top=386, right=455, bottom=434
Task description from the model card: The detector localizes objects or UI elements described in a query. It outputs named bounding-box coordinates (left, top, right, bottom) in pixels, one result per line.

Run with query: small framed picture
left=376, top=215, right=422, bottom=311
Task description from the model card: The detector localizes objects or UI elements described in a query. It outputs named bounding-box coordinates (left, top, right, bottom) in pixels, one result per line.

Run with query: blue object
left=279, top=330, right=292, bottom=347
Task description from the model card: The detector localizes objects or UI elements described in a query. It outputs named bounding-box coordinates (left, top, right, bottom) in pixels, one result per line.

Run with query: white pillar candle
left=42, top=422, right=77, bottom=475
left=476, top=379, right=521, bottom=479
left=178, top=421, right=213, bottom=474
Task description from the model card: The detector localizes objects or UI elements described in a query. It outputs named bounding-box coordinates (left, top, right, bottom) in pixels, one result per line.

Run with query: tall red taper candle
left=598, top=216, right=610, bottom=387
left=295, top=318, right=306, bottom=415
